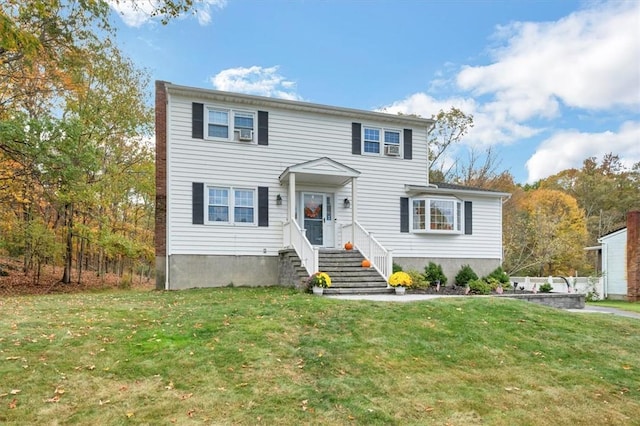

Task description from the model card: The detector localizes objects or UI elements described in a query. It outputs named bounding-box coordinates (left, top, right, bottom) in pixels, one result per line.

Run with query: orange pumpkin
left=361, top=259, right=371, bottom=268
left=344, top=241, right=353, bottom=250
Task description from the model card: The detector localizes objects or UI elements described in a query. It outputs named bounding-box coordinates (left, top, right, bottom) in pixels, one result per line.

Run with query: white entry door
left=301, top=192, right=334, bottom=247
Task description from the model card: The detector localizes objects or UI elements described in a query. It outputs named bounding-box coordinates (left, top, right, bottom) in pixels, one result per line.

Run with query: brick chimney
left=627, top=211, right=640, bottom=302
left=155, top=81, right=168, bottom=290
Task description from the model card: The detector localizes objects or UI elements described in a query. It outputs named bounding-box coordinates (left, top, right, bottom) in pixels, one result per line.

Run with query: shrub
left=468, top=278, right=491, bottom=295
left=539, top=282, right=553, bottom=293
left=455, top=264, right=478, bottom=286
left=485, top=266, right=510, bottom=285
left=406, top=269, right=429, bottom=289
left=485, top=277, right=503, bottom=291
left=392, top=262, right=403, bottom=273
left=424, top=262, right=447, bottom=286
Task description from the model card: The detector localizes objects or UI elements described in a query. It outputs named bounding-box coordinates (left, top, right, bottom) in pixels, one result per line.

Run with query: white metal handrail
left=283, top=220, right=318, bottom=276
left=342, top=221, right=392, bottom=280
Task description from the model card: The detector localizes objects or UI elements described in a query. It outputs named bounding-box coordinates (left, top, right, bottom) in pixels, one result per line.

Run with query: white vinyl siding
left=166, top=91, right=503, bottom=259
left=600, top=229, right=627, bottom=296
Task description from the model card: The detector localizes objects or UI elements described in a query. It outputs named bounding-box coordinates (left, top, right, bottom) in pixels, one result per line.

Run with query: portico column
left=289, top=173, right=296, bottom=223
left=351, top=177, right=357, bottom=244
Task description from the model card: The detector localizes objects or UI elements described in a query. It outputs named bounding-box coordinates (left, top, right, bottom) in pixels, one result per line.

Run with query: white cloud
left=380, top=92, right=540, bottom=148
left=382, top=1, right=639, bottom=183
left=525, top=121, right=640, bottom=183
left=457, top=1, right=640, bottom=117
left=210, top=66, right=302, bottom=100
left=108, top=0, right=226, bottom=28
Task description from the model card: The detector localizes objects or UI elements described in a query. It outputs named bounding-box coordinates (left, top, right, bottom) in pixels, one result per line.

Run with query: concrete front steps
left=318, top=249, right=392, bottom=295
left=278, top=248, right=392, bottom=295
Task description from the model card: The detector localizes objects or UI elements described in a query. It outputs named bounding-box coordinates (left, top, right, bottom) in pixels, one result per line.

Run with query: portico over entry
left=279, top=157, right=360, bottom=247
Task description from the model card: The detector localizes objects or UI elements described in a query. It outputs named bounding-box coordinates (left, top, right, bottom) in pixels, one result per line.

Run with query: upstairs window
left=363, top=127, right=380, bottom=154
left=411, top=197, right=462, bottom=233
left=207, top=108, right=256, bottom=142
left=363, top=126, right=402, bottom=156
left=208, top=109, right=229, bottom=139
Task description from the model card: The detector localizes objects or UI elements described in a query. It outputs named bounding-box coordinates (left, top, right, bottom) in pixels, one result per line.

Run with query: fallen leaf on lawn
left=126, top=412, right=134, bottom=418
left=10, top=389, right=21, bottom=395
left=622, top=365, right=632, bottom=370
left=9, top=398, right=17, bottom=409
left=504, top=387, right=520, bottom=391
left=165, top=381, right=174, bottom=390
left=5, top=356, right=19, bottom=360
left=99, top=399, right=110, bottom=405
left=180, top=393, right=193, bottom=400
left=45, top=395, right=60, bottom=403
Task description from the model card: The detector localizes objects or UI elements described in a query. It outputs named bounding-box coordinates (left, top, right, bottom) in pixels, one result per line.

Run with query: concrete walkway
left=326, top=294, right=640, bottom=319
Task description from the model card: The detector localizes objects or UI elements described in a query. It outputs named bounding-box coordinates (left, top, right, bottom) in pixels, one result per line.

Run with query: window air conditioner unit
left=238, top=129, right=253, bottom=141
left=384, top=145, right=400, bottom=156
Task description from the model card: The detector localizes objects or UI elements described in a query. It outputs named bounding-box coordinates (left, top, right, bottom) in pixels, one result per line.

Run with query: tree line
left=427, top=111, right=640, bottom=277
left=0, top=0, right=196, bottom=284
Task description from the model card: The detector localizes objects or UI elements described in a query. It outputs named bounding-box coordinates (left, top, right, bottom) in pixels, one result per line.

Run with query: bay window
left=412, top=197, right=462, bottom=233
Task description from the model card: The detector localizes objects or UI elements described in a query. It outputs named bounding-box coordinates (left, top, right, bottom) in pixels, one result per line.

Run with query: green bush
left=485, top=266, right=510, bottom=285
left=455, top=264, right=478, bottom=286
left=485, top=277, right=503, bottom=291
left=468, top=278, right=491, bottom=295
left=392, top=262, right=403, bottom=273
left=424, top=262, right=447, bottom=286
left=539, top=282, right=553, bottom=293
left=406, top=269, right=429, bottom=289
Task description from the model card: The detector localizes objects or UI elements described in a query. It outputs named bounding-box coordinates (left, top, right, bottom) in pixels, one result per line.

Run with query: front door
left=302, top=192, right=334, bottom=247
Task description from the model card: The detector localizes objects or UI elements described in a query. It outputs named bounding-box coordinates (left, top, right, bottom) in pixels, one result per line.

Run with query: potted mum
left=308, top=272, right=332, bottom=295
left=388, top=271, right=412, bottom=295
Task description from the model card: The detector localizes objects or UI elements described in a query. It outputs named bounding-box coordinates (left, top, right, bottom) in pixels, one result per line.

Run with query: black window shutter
left=258, top=186, right=269, bottom=227
left=193, top=182, right=204, bottom=224
left=464, top=201, right=472, bottom=235
left=352, top=122, right=361, bottom=155
left=192, top=103, right=204, bottom=139
left=400, top=197, right=409, bottom=233
left=403, top=129, right=412, bottom=160
left=258, top=111, right=268, bottom=145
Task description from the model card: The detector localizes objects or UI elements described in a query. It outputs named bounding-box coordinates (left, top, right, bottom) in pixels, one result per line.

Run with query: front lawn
left=1, top=288, right=638, bottom=424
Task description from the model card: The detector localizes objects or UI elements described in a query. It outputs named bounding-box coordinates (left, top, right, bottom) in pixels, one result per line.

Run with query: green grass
left=588, top=300, right=640, bottom=314
left=1, top=288, right=639, bottom=425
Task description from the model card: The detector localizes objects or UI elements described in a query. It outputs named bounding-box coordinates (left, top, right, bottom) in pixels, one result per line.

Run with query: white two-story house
left=155, top=81, right=509, bottom=290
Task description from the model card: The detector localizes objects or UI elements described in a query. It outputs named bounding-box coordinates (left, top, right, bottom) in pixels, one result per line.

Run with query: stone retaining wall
left=497, top=293, right=585, bottom=309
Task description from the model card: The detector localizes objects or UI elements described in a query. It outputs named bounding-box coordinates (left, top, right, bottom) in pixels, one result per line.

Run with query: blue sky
left=110, top=0, right=639, bottom=184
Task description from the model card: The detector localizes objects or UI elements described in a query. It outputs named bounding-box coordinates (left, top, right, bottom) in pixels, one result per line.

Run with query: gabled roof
left=164, top=82, right=434, bottom=128
left=598, top=227, right=627, bottom=243
left=279, top=157, right=360, bottom=186
left=404, top=182, right=510, bottom=199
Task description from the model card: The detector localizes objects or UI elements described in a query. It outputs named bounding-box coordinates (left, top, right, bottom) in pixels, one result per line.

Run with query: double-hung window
left=363, top=126, right=402, bottom=156
left=207, top=107, right=256, bottom=142
left=363, top=127, right=380, bottom=154
left=384, top=129, right=401, bottom=154
left=411, top=197, right=462, bottom=233
left=207, top=186, right=256, bottom=225
left=208, top=109, right=229, bottom=139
